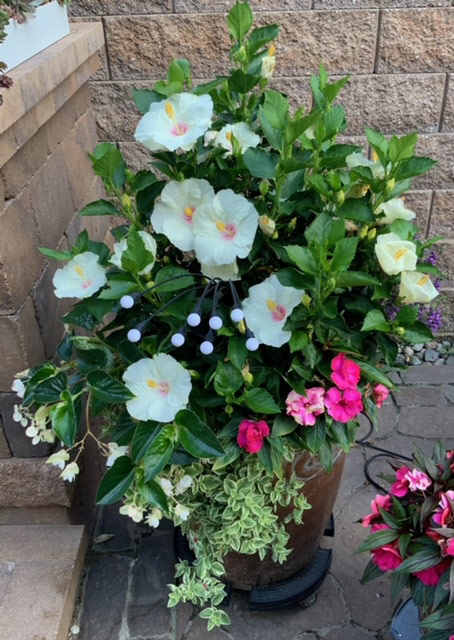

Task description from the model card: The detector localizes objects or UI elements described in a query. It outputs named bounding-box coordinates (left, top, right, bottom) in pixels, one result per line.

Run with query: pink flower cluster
left=285, top=387, right=325, bottom=427
left=390, top=466, right=432, bottom=498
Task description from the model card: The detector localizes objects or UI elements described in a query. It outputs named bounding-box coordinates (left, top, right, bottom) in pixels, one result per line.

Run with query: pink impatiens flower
left=372, top=384, right=389, bottom=408
left=390, top=467, right=431, bottom=498
left=324, top=387, right=363, bottom=423
left=237, top=419, right=270, bottom=454
left=330, top=353, right=361, bottom=390
left=285, top=387, right=325, bottom=427
left=389, top=466, right=412, bottom=497
left=362, top=494, right=392, bottom=528
left=413, top=559, right=450, bottom=586
left=433, top=490, right=454, bottom=527
left=370, top=525, right=403, bottom=571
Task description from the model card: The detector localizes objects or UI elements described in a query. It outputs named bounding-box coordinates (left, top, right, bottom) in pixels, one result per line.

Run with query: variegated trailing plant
left=12, top=0, right=445, bottom=630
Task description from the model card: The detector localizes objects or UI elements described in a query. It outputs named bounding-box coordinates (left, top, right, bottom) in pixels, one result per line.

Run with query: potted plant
left=0, top=0, right=70, bottom=84
left=360, top=443, right=454, bottom=640
left=12, top=0, right=444, bottom=630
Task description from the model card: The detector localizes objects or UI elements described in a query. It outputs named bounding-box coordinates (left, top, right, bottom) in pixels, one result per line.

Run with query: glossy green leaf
left=242, top=388, right=280, bottom=414
left=96, top=456, right=135, bottom=505
left=79, top=199, right=121, bottom=217
left=176, top=410, right=225, bottom=458
left=87, top=370, right=134, bottom=404
left=50, top=390, right=77, bottom=447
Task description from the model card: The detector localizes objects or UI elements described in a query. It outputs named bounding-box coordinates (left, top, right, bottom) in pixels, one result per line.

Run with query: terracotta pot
left=223, top=448, right=345, bottom=589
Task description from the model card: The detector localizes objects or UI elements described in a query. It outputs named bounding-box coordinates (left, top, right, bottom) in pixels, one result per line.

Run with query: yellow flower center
left=394, top=248, right=408, bottom=261
left=216, top=221, right=226, bottom=232
left=184, top=206, right=195, bottom=222
left=372, top=150, right=379, bottom=163
left=165, top=102, right=176, bottom=121
left=226, top=131, right=232, bottom=141
left=268, top=44, right=276, bottom=56
left=267, top=299, right=277, bottom=311
left=147, top=379, right=158, bottom=388
left=418, top=275, right=430, bottom=286
left=147, top=379, right=170, bottom=396
left=74, top=266, right=85, bottom=277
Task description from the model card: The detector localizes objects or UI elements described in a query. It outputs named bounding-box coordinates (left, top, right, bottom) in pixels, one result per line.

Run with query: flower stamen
left=184, top=206, right=195, bottom=223
left=394, top=248, right=408, bottom=260
left=418, top=275, right=430, bottom=286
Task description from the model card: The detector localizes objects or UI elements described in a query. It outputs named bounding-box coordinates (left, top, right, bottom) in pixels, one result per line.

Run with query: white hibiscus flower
left=110, top=231, right=157, bottom=275
left=376, top=198, right=416, bottom=225
left=200, top=261, right=240, bottom=281
left=346, top=151, right=385, bottom=179
left=214, top=122, right=260, bottom=155
left=399, top=271, right=440, bottom=304
left=243, top=274, right=302, bottom=348
left=150, top=179, right=215, bottom=252
left=193, top=189, right=258, bottom=266
left=374, top=232, right=417, bottom=276
left=134, top=93, right=213, bottom=152
left=53, top=252, right=107, bottom=299
left=122, top=354, right=192, bottom=422
left=261, top=45, right=276, bottom=80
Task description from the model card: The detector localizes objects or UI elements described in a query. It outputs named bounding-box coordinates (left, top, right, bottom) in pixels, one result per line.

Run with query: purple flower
left=427, top=307, right=443, bottom=333
left=426, top=250, right=439, bottom=266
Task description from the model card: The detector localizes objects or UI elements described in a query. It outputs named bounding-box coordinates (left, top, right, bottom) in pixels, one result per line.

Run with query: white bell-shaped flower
left=243, top=274, right=302, bottom=348
left=110, top=231, right=157, bottom=275
left=151, top=179, right=215, bottom=251
left=374, top=232, right=418, bottom=275
left=60, top=462, right=79, bottom=483
left=134, top=93, right=213, bottom=152
left=123, top=354, right=191, bottom=422
left=47, top=449, right=70, bottom=470
left=53, top=252, right=107, bottom=299
left=106, top=442, right=130, bottom=468
left=376, top=198, right=416, bottom=225
left=399, top=271, right=439, bottom=304
left=193, top=189, right=258, bottom=266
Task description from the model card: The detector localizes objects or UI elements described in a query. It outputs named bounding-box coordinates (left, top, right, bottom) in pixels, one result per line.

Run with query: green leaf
left=262, top=90, right=289, bottom=130
left=395, top=549, right=442, bottom=574
left=131, top=422, right=161, bottom=463
left=133, top=88, right=163, bottom=114
left=258, top=110, right=283, bottom=150
left=336, top=198, right=375, bottom=223
left=361, top=309, right=390, bottom=333
left=121, top=227, right=155, bottom=274
left=228, top=337, right=248, bottom=372
left=212, top=442, right=242, bottom=471
left=248, top=24, right=279, bottom=55
left=192, top=76, right=226, bottom=96
left=129, top=170, right=158, bottom=193
left=167, top=59, right=186, bottom=84
left=366, top=127, right=389, bottom=166
left=214, top=362, right=243, bottom=396
left=33, top=372, right=68, bottom=403
left=389, top=133, right=418, bottom=163
left=355, top=361, right=394, bottom=388
left=155, top=266, right=194, bottom=292
left=96, top=456, right=135, bottom=505
left=243, top=148, right=278, bottom=179
left=285, top=246, right=319, bottom=275
left=39, top=247, right=72, bottom=261
left=272, top=415, right=297, bottom=437
left=361, top=558, right=385, bottom=584
left=396, top=306, right=419, bottom=326
left=280, top=169, right=305, bottom=200
left=304, top=213, right=333, bottom=246
left=331, top=237, right=358, bottom=272
left=138, top=478, right=168, bottom=511
left=110, top=411, right=136, bottom=446
left=227, top=0, right=253, bottom=41
left=75, top=341, right=113, bottom=374
left=90, top=143, right=126, bottom=189
left=87, top=371, right=134, bottom=404
left=228, top=70, right=258, bottom=94
left=403, top=321, right=433, bottom=344
left=50, top=391, right=77, bottom=447
left=243, top=388, right=280, bottom=414
left=357, top=528, right=400, bottom=553
left=395, top=157, right=436, bottom=181
left=79, top=199, right=121, bottom=217
left=276, top=267, right=312, bottom=290
left=335, top=271, right=380, bottom=287
left=289, top=331, right=309, bottom=353
left=143, top=425, right=174, bottom=480
left=99, top=275, right=136, bottom=300
left=176, top=410, right=225, bottom=458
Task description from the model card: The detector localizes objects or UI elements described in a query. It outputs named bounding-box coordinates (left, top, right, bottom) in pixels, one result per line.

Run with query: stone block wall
left=0, top=24, right=106, bottom=514
left=71, top=0, right=454, bottom=329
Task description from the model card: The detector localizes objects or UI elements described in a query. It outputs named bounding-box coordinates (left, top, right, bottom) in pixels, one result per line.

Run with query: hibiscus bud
left=163, top=256, right=171, bottom=264
left=344, top=220, right=358, bottom=232
left=288, top=217, right=297, bottom=231
left=259, top=180, right=269, bottom=197
left=189, top=369, right=200, bottom=379
left=302, top=294, right=312, bottom=308
left=385, top=178, right=396, bottom=194
left=395, top=327, right=405, bottom=336
left=236, top=46, right=247, bottom=64
left=121, top=193, right=132, bottom=211
left=259, top=215, right=276, bottom=237
left=367, top=228, right=377, bottom=240
left=271, top=230, right=279, bottom=239
left=359, top=225, right=369, bottom=239
left=238, top=320, right=246, bottom=334
left=225, top=405, right=233, bottom=415
left=335, top=191, right=345, bottom=206
left=146, top=280, right=155, bottom=288
left=242, top=364, right=253, bottom=386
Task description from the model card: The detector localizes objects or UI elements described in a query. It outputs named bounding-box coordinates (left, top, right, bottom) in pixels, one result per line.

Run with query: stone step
left=0, top=524, right=87, bottom=640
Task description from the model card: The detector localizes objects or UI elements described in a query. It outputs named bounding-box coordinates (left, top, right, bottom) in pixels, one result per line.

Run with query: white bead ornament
left=246, top=337, right=259, bottom=351
left=171, top=333, right=185, bottom=348
left=120, top=295, right=135, bottom=309
left=187, top=312, right=201, bottom=327
left=200, top=341, right=214, bottom=355
left=209, top=316, right=223, bottom=330
left=127, top=328, right=142, bottom=343
left=230, top=308, right=244, bottom=323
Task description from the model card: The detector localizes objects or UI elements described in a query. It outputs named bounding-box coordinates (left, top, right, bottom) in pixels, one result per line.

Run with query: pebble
left=424, top=349, right=440, bottom=362
left=411, top=356, right=422, bottom=366
left=426, top=341, right=438, bottom=349
left=413, top=343, right=424, bottom=352
left=434, top=358, right=445, bottom=365
left=396, top=354, right=406, bottom=366
left=404, top=346, right=414, bottom=357
left=447, top=356, right=454, bottom=365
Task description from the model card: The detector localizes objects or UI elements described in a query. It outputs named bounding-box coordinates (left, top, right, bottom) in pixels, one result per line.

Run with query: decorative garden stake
left=12, top=0, right=445, bottom=631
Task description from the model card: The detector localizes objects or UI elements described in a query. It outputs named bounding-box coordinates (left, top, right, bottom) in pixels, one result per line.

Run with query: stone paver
left=71, top=365, right=454, bottom=640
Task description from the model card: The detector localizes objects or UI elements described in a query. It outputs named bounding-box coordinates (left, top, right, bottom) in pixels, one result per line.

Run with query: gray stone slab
left=398, top=406, right=454, bottom=439
left=323, top=627, right=376, bottom=639
left=443, top=385, right=454, bottom=403
left=402, top=364, right=454, bottom=385
left=394, top=385, right=447, bottom=406
left=79, top=554, right=131, bottom=640
left=127, top=533, right=175, bottom=638
left=94, top=504, right=135, bottom=553
left=0, top=563, right=14, bottom=608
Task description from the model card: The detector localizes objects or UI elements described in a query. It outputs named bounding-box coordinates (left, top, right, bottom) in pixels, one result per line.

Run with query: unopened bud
left=189, top=369, right=200, bottom=379
left=242, top=363, right=253, bottom=386
left=225, top=405, right=234, bottom=415
left=163, top=255, right=171, bottom=264
left=335, top=191, right=345, bottom=206
left=121, top=194, right=132, bottom=211
left=237, top=45, right=247, bottom=63
left=395, top=327, right=405, bottom=336
left=271, top=230, right=279, bottom=240
left=385, top=178, right=396, bottom=195
left=146, top=280, right=155, bottom=288
left=238, top=320, right=246, bottom=335
left=259, top=215, right=276, bottom=237
left=288, top=217, right=297, bottom=231
left=367, top=228, right=377, bottom=240
left=359, top=225, right=369, bottom=239
left=302, top=294, right=311, bottom=308
left=259, top=180, right=269, bottom=197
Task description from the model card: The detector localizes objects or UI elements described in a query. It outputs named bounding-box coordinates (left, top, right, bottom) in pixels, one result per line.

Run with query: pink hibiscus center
left=183, top=206, right=195, bottom=223
left=82, top=279, right=93, bottom=289
left=216, top=221, right=237, bottom=240
left=171, top=122, right=189, bottom=137
left=266, top=299, right=287, bottom=322
left=147, top=379, right=170, bottom=396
